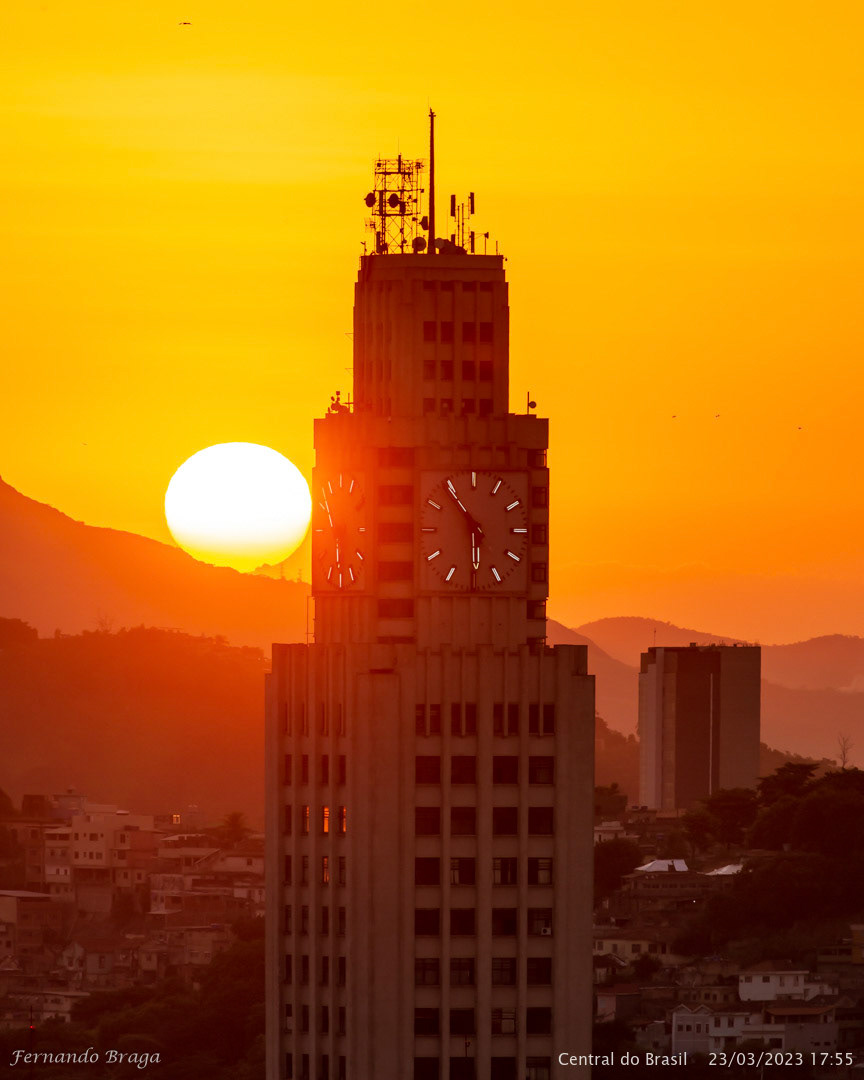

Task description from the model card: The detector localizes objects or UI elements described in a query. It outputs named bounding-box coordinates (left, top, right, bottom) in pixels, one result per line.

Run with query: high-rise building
left=266, top=137, right=595, bottom=1080
left=638, top=644, right=761, bottom=811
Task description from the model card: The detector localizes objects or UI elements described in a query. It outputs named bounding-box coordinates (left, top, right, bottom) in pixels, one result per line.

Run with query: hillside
left=0, top=477, right=307, bottom=652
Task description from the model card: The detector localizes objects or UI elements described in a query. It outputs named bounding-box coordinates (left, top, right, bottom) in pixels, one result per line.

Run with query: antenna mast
left=428, top=108, right=436, bottom=256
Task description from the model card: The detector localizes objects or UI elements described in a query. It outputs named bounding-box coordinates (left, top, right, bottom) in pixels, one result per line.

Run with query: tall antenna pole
left=428, top=108, right=436, bottom=256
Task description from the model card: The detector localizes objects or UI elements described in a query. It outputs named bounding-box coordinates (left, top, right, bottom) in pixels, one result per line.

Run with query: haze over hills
left=2, top=477, right=863, bottom=765
left=0, top=477, right=307, bottom=652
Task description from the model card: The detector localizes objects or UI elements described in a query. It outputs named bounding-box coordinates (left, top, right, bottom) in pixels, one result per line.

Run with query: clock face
left=311, top=473, right=368, bottom=590
left=419, top=471, right=529, bottom=592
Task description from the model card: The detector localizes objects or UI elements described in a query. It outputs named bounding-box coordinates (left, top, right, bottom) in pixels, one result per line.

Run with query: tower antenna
left=428, top=108, right=436, bottom=256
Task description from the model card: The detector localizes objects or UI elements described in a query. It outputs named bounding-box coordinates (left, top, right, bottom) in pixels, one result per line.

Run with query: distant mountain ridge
left=0, top=477, right=307, bottom=651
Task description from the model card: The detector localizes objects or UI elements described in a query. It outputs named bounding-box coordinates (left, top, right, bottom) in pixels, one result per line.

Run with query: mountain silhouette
left=0, top=476, right=307, bottom=651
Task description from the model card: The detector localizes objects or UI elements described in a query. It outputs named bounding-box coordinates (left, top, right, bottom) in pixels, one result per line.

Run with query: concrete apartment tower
left=265, top=134, right=595, bottom=1080
left=638, top=644, right=761, bottom=811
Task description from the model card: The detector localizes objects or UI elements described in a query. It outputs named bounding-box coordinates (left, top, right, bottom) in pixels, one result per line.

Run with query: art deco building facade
left=265, top=157, right=595, bottom=1080
left=638, top=644, right=761, bottom=811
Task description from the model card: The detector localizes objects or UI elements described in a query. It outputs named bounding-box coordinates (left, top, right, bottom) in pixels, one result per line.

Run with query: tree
left=703, top=788, right=758, bottom=846
left=837, top=733, right=854, bottom=770
left=681, top=807, right=719, bottom=854
left=213, top=811, right=252, bottom=846
left=756, top=762, right=817, bottom=806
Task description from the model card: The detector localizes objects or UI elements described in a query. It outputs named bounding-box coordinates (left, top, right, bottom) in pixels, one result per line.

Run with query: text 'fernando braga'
left=558, top=1052, right=688, bottom=1066
left=9, top=1049, right=160, bottom=1069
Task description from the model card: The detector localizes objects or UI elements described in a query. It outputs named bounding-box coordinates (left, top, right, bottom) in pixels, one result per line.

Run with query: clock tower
left=266, top=137, right=595, bottom=1080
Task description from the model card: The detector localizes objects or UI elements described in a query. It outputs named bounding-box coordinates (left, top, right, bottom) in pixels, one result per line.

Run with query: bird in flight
left=179, top=20, right=191, bottom=25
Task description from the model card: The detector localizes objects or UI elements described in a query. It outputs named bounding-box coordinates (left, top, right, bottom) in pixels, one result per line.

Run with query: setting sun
left=164, top=442, right=311, bottom=572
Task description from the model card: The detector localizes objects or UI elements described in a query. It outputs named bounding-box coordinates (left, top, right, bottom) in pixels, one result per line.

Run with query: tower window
left=528, top=857, right=554, bottom=886
left=429, top=704, right=442, bottom=734
left=441, top=358, right=454, bottom=379
left=531, top=562, right=548, bottom=584
left=527, top=957, right=553, bottom=985
left=491, top=908, right=517, bottom=936
left=493, top=703, right=504, bottom=735
left=492, top=808, right=518, bottom=836
left=415, top=909, right=441, bottom=935
left=440, top=398, right=453, bottom=415
left=415, top=704, right=427, bottom=736
left=526, top=1008, right=552, bottom=1036
left=414, top=1060, right=440, bottom=1080
left=543, top=703, right=556, bottom=733
left=491, top=1008, right=517, bottom=1035
left=461, top=281, right=476, bottom=291
left=321, top=806, right=330, bottom=834
left=528, top=449, right=547, bottom=467
left=479, top=360, right=492, bottom=381
left=301, top=855, right=309, bottom=884
left=414, top=1008, right=440, bottom=1036
left=450, top=703, right=462, bottom=735
left=528, top=808, right=554, bottom=835
left=527, top=908, right=553, bottom=935
left=527, top=600, right=546, bottom=621
left=493, top=757, right=518, bottom=784
left=440, top=281, right=454, bottom=292
left=462, top=360, right=476, bottom=381
left=423, top=321, right=437, bottom=342
left=492, top=956, right=516, bottom=984
left=493, top=857, right=518, bottom=885
left=441, top=321, right=454, bottom=343
left=284, top=905, right=292, bottom=933
left=284, top=956, right=293, bottom=984
left=450, top=1008, right=475, bottom=1035
left=416, top=756, right=441, bottom=784
left=451, top=807, right=476, bottom=835
left=301, top=806, right=310, bottom=834
left=337, top=956, right=346, bottom=984
left=301, top=906, right=309, bottom=934
left=491, top=1060, right=517, bottom=1080
left=506, top=703, right=519, bottom=734
left=415, top=958, right=440, bottom=985
left=529, top=704, right=540, bottom=733
left=321, top=856, right=330, bottom=885
left=450, top=908, right=476, bottom=935
left=338, top=806, right=347, bottom=834
left=338, top=857, right=346, bottom=886
left=479, top=399, right=493, bottom=417
left=479, top=322, right=493, bottom=343
left=529, top=756, right=554, bottom=784
left=415, top=857, right=441, bottom=886
left=480, top=281, right=493, bottom=292
left=451, top=756, right=476, bottom=784
left=378, top=598, right=414, bottom=618
left=464, top=703, right=477, bottom=734
left=461, top=399, right=476, bottom=415
left=338, top=906, right=346, bottom=934
left=531, top=485, right=549, bottom=507
left=320, top=907, right=330, bottom=935
left=415, top=807, right=441, bottom=836
left=462, top=322, right=476, bottom=343
left=450, top=857, right=476, bottom=885
left=450, top=958, right=475, bottom=985
left=378, top=561, right=414, bottom=582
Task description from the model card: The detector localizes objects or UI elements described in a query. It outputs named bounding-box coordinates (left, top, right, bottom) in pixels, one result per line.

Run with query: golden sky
left=2, top=1, right=863, bottom=642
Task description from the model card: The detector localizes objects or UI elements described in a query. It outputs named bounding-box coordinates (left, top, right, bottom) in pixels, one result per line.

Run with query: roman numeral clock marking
left=419, top=471, right=529, bottom=591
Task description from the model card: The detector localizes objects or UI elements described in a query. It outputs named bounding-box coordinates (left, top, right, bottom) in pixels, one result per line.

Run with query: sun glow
left=164, top=443, right=311, bottom=572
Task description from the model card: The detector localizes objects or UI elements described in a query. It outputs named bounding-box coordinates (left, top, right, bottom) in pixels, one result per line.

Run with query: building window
left=337, top=856, right=346, bottom=886
left=300, top=955, right=310, bottom=984
left=423, top=320, right=437, bottom=342
left=283, top=855, right=293, bottom=885
left=492, top=756, right=518, bottom=784
left=416, top=756, right=441, bottom=784
left=415, top=909, right=441, bottom=935
left=529, top=756, right=554, bottom=784
left=531, top=485, right=548, bottom=507
left=451, top=807, right=476, bottom=835
left=378, top=485, right=414, bottom=506
left=301, top=906, right=309, bottom=934
left=526, top=1008, right=552, bottom=1035
left=441, top=321, right=454, bottom=343
left=479, top=360, right=492, bottom=381
left=338, top=906, right=346, bottom=935
left=301, top=755, right=309, bottom=784
left=301, top=856, right=310, bottom=885
left=492, top=857, right=518, bottom=886
left=462, top=360, right=476, bottom=381
left=492, top=909, right=517, bottom=936
left=378, top=598, right=414, bottom=618
left=450, top=1009, right=475, bottom=1035
left=451, top=756, right=476, bottom=783
left=543, top=703, right=555, bottom=733
left=491, top=1060, right=516, bottom=1080
left=415, top=807, right=441, bottom=835
left=415, top=958, right=440, bottom=985
left=528, top=908, right=553, bottom=936
left=492, top=957, right=517, bottom=985
left=527, top=599, right=546, bottom=620
left=462, top=322, right=476, bottom=343
left=284, top=806, right=292, bottom=835
left=450, top=857, right=476, bottom=886
left=322, top=856, right=330, bottom=885
left=526, top=1058, right=551, bottom=1080
left=300, top=1005, right=309, bottom=1034
left=479, top=399, right=493, bottom=416
left=301, top=806, right=310, bottom=835
left=378, top=561, right=414, bottom=582
left=528, top=857, right=554, bottom=885
left=415, top=1008, right=440, bottom=1036
left=528, top=806, right=553, bottom=835
left=414, top=1060, right=439, bottom=1080
left=284, top=754, right=292, bottom=784
left=461, top=398, right=476, bottom=415
left=450, top=908, right=476, bottom=935
left=320, top=755, right=329, bottom=785
left=441, top=358, right=454, bottom=379
left=464, top=703, right=477, bottom=734
left=491, top=1008, right=517, bottom=1035
left=423, top=358, right=436, bottom=380
left=321, top=953, right=330, bottom=982
left=531, top=523, right=548, bottom=544
left=321, top=806, right=330, bottom=834
left=479, top=322, right=493, bottom=343
left=429, top=704, right=441, bottom=734
left=450, top=1060, right=475, bottom=1080
left=507, top=703, right=519, bottom=734
left=492, top=807, right=518, bottom=836
left=450, top=703, right=462, bottom=734
left=415, top=857, right=441, bottom=886
left=527, top=957, right=552, bottom=985
left=450, top=958, right=475, bottom=986
left=338, top=806, right=347, bottom=834
left=284, top=955, right=293, bottom=984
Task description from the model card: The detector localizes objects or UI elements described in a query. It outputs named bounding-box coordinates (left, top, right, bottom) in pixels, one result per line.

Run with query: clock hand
left=445, top=480, right=485, bottom=539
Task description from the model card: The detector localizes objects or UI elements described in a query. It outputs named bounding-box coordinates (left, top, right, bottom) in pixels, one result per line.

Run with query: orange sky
left=2, top=1, right=863, bottom=643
